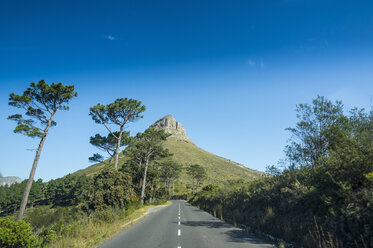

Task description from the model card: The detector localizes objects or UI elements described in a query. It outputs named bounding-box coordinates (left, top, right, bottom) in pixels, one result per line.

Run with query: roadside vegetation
left=3, top=81, right=370, bottom=248
left=190, top=96, right=373, bottom=248
left=0, top=81, right=185, bottom=247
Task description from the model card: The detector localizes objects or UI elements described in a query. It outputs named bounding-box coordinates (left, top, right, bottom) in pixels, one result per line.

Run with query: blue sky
left=1, top=0, right=372, bottom=181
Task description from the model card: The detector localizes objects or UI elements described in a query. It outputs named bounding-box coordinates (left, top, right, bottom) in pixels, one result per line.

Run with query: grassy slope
left=73, top=139, right=263, bottom=190
left=163, top=139, right=263, bottom=185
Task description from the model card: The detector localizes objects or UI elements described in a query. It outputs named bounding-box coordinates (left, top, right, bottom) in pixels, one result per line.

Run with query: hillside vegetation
left=163, top=139, right=262, bottom=185
left=190, top=96, right=373, bottom=248
left=73, top=138, right=262, bottom=193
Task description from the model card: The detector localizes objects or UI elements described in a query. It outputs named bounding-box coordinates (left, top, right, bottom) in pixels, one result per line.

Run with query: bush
left=151, top=198, right=167, bottom=205
left=92, top=208, right=116, bottom=223
left=88, top=167, right=134, bottom=211
left=0, top=218, right=38, bottom=248
left=38, top=228, right=59, bottom=247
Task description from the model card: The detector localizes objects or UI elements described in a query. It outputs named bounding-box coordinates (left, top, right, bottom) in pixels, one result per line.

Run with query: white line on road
left=177, top=246, right=181, bottom=248
left=178, top=229, right=181, bottom=236
left=178, top=221, right=180, bottom=225
left=178, top=216, right=180, bottom=219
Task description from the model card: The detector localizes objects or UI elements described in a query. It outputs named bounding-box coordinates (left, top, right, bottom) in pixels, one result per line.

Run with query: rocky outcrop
left=0, top=173, right=22, bottom=186
left=150, top=115, right=193, bottom=143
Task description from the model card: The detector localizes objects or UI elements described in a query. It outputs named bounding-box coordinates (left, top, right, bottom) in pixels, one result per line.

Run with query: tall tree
left=89, top=131, right=132, bottom=165
left=159, top=160, right=183, bottom=195
left=285, top=95, right=348, bottom=167
left=125, top=128, right=171, bottom=204
left=195, top=166, right=207, bottom=192
left=187, top=164, right=206, bottom=193
left=89, top=98, right=145, bottom=169
left=8, top=80, right=77, bottom=220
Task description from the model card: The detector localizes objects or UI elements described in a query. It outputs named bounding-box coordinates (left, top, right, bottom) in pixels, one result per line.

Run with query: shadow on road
left=225, top=229, right=270, bottom=244
left=177, top=220, right=271, bottom=245
left=181, top=220, right=231, bottom=228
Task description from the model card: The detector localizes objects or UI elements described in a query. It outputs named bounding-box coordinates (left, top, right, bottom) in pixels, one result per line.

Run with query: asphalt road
left=99, top=200, right=274, bottom=248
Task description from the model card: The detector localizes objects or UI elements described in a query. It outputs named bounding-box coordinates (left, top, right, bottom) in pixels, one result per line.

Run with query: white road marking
left=178, top=216, right=180, bottom=219
left=178, top=229, right=181, bottom=236
left=178, top=221, right=180, bottom=225
left=177, top=247, right=181, bottom=248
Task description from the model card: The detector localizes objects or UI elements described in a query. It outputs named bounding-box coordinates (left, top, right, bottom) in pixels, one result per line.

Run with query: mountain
left=75, top=115, right=264, bottom=187
left=150, top=115, right=263, bottom=187
left=0, top=173, right=22, bottom=186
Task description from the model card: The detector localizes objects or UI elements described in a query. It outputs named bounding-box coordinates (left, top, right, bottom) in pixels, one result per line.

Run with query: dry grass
left=49, top=202, right=170, bottom=248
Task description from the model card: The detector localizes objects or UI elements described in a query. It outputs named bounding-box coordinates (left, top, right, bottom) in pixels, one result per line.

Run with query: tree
left=89, top=98, right=145, bottom=169
left=285, top=95, right=348, bottom=167
left=187, top=164, right=206, bottom=193
left=88, top=167, right=134, bottom=210
left=89, top=131, right=132, bottom=165
left=195, top=166, right=207, bottom=192
left=125, top=128, right=171, bottom=204
left=159, top=160, right=183, bottom=196
left=8, top=80, right=77, bottom=220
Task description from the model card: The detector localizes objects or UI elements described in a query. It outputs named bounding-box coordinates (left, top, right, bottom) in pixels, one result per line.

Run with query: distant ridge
left=0, top=173, right=22, bottom=186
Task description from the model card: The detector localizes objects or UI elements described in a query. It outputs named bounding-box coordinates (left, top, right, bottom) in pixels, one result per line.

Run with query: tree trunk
left=17, top=116, right=53, bottom=221
left=113, top=125, right=124, bottom=170
left=192, top=176, right=195, bottom=194
left=168, top=179, right=171, bottom=195
left=140, top=161, right=149, bottom=205
left=172, top=179, right=175, bottom=196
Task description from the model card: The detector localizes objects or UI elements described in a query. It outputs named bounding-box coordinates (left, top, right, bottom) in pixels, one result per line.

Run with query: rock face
left=150, top=115, right=193, bottom=143
left=0, top=173, right=22, bottom=186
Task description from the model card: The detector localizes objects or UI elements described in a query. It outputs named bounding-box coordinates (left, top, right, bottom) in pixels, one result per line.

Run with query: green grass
left=163, top=140, right=263, bottom=185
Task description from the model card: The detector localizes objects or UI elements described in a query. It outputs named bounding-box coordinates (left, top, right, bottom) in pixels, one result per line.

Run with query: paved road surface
left=99, top=200, right=274, bottom=248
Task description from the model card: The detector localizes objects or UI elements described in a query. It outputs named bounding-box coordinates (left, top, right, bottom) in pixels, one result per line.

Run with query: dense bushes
left=0, top=167, right=136, bottom=216
left=191, top=160, right=373, bottom=247
left=0, top=165, right=168, bottom=247
left=0, top=218, right=38, bottom=248
left=190, top=97, right=373, bottom=248
left=86, top=167, right=134, bottom=211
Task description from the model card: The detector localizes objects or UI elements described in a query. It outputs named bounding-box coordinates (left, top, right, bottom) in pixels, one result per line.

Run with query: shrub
left=92, top=208, right=116, bottom=223
left=0, top=218, right=38, bottom=248
left=88, top=167, right=134, bottom=211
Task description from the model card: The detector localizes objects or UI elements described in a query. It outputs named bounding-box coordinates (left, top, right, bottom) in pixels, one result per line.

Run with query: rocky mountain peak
left=150, top=115, right=193, bottom=143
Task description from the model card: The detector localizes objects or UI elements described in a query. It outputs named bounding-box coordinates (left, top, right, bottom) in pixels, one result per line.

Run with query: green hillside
left=73, top=138, right=263, bottom=192
left=163, top=139, right=263, bottom=185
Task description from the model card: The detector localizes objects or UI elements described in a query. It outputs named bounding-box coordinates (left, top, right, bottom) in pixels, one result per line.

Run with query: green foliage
left=8, top=80, right=77, bottom=138
left=190, top=97, right=373, bottom=248
left=89, top=98, right=145, bottom=126
left=186, top=164, right=207, bottom=192
left=0, top=218, right=38, bottom=248
left=89, top=131, right=133, bottom=164
left=162, top=139, right=262, bottom=187
left=45, top=174, right=92, bottom=207
left=123, top=128, right=172, bottom=202
left=0, top=179, right=45, bottom=214
left=87, top=167, right=134, bottom=210
left=89, top=98, right=146, bottom=169
left=92, top=208, right=117, bottom=223
left=285, top=95, right=348, bottom=167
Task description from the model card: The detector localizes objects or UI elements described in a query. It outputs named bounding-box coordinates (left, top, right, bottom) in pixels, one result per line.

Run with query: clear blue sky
left=1, top=0, right=372, bottom=181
